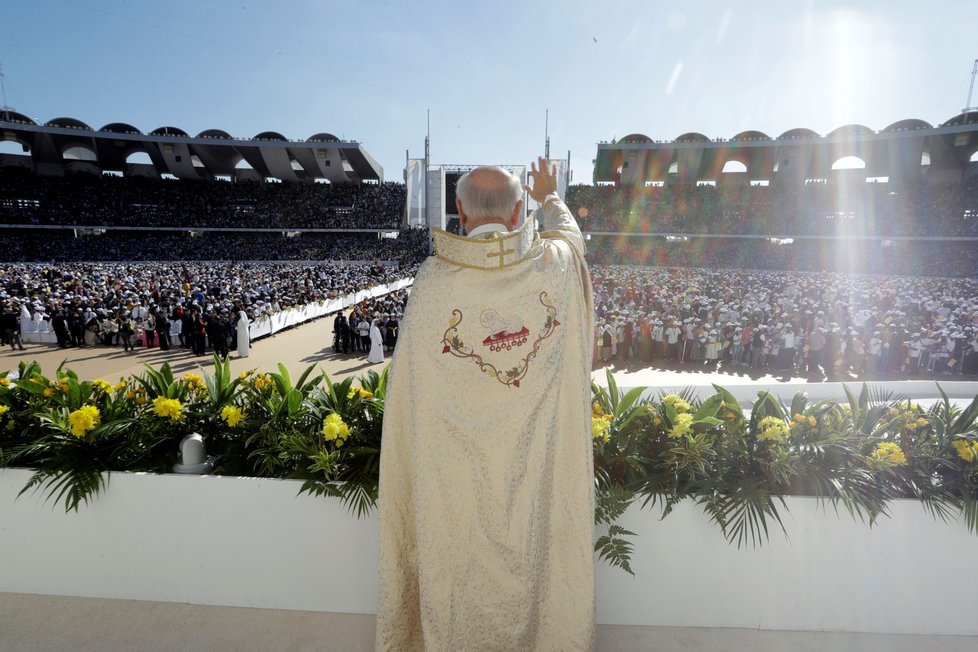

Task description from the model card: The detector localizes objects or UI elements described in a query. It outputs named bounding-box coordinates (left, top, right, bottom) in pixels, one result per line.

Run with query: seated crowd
left=567, top=177, right=978, bottom=237
left=0, top=229, right=429, bottom=265
left=589, top=265, right=978, bottom=378
left=585, top=236, right=978, bottom=278
left=0, top=169, right=406, bottom=230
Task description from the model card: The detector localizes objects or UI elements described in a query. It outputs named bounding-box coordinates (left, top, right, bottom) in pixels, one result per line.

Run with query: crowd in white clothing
left=590, top=265, right=978, bottom=378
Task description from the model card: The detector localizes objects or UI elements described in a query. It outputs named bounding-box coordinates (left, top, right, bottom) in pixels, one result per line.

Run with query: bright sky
left=3, top=0, right=977, bottom=182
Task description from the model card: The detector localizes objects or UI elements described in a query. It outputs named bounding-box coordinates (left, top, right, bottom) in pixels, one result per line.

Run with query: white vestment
left=377, top=196, right=596, bottom=651
left=367, top=323, right=385, bottom=363
left=237, top=311, right=250, bottom=357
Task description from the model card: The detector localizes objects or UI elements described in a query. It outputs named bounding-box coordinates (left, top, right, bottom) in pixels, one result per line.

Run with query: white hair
left=455, top=166, right=522, bottom=221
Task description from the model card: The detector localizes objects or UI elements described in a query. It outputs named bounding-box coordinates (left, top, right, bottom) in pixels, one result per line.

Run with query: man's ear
left=456, top=199, right=467, bottom=231
left=509, top=200, right=523, bottom=228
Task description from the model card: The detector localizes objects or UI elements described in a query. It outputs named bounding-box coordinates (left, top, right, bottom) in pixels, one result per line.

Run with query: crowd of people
left=0, top=259, right=419, bottom=358
left=3, top=166, right=978, bottom=380
left=0, top=169, right=406, bottom=229
left=0, top=228, right=429, bottom=265
left=589, top=265, right=978, bottom=378
left=567, top=177, right=978, bottom=237
left=584, top=236, right=978, bottom=278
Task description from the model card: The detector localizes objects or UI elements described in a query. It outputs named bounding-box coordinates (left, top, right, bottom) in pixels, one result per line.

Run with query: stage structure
left=593, top=113, right=978, bottom=187
left=404, top=158, right=568, bottom=231
left=0, top=114, right=383, bottom=183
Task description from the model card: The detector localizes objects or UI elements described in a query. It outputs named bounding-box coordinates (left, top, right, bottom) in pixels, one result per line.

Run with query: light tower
left=963, top=58, right=978, bottom=113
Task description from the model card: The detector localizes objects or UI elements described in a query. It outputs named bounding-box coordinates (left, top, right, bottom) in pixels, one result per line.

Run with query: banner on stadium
left=426, top=165, right=446, bottom=231
left=405, top=158, right=426, bottom=227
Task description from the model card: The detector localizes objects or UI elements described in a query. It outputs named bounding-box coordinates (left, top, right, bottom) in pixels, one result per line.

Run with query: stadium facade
left=0, top=112, right=383, bottom=183
left=594, top=112, right=978, bottom=186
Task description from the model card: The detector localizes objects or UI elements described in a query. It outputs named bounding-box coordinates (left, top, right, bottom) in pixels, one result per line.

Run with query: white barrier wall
left=19, top=278, right=413, bottom=345
left=1, top=467, right=976, bottom=636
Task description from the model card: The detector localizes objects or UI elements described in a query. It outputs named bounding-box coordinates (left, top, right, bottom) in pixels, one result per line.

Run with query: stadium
left=1, top=111, right=976, bottom=380
left=2, top=109, right=978, bottom=652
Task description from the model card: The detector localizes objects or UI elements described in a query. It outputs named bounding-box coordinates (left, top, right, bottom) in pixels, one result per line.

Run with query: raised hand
left=522, top=156, right=557, bottom=203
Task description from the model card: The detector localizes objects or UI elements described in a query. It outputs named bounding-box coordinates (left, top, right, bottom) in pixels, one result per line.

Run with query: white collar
left=465, top=223, right=510, bottom=238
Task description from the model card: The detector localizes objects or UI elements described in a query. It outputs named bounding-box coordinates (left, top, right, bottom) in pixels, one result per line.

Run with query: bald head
left=455, top=166, right=522, bottom=233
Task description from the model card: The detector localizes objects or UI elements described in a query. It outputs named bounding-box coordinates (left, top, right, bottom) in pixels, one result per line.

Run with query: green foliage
left=3, top=362, right=978, bottom=575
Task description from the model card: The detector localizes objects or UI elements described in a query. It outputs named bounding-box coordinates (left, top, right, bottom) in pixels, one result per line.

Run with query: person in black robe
left=52, top=308, right=70, bottom=349
left=384, top=314, right=398, bottom=351
left=210, top=311, right=229, bottom=359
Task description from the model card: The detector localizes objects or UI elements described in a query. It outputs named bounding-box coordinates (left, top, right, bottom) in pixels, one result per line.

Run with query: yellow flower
left=667, top=413, right=694, bottom=438
left=757, top=416, right=789, bottom=443
left=915, top=418, right=928, bottom=427
left=136, top=396, right=146, bottom=405
left=347, top=387, right=374, bottom=400
left=592, top=415, right=613, bottom=442
left=43, top=388, right=55, bottom=398
left=152, top=396, right=185, bottom=422
left=871, top=442, right=907, bottom=466
left=254, top=378, right=266, bottom=390
left=808, top=416, right=816, bottom=427
left=239, top=371, right=250, bottom=381
left=92, top=379, right=113, bottom=394
left=184, top=373, right=205, bottom=390
left=321, top=412, right=351, bottom=442
left=793, top=413, right=805, bottom=423
left=662, top=394, right=692, bottom=414
left=953, top=440, right=976, bottom=463
left=68, top=405, right=101, bottom=437
left=889, top=407, right=900, bottom=417
left=220, top=405, right=245, bottom=428
left=0, top=405, right=9, bottom=416
left=0, top=377, right=10, bottom=387
left=58, top=380, right=70, bottom=393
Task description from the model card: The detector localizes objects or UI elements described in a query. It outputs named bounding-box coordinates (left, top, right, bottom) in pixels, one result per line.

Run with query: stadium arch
left=62, top=145, right=98, bottom=161
left=45, top=117, right=92, bottom=130
left=619, top=133, right=653, bottom=144
left=882, top=119, right=932, bottom=133
left=777, top=128, right=819, bottom=140
left=151, top=126, right=190, bottom=137
left=100, top=123, right=142, bottom=135
left=124, top=151, right=158, bottom=178
left=254, top=131, right=288, bottom=141
left=197, top=129, right=232, bottom=139
left=1, top=111, right=36, bottom=125
left=307, top=133, right=340, bottom=142
left=941, top=110, right=978, bottom=127
left=731, top=130, right=771, bottom=141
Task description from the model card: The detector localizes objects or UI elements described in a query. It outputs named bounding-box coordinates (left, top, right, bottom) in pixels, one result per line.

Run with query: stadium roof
left=0, top=113, right=383, bottom=183
left=595, top=114, right=978, bottom=185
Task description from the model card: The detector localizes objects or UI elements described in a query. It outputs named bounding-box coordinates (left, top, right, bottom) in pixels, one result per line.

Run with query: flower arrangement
left=1, top=362, right=977, bottom=575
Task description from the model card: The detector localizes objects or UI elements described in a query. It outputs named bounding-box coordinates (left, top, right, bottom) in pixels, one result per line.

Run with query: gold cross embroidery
left=486, top=239, right=515, bottom=267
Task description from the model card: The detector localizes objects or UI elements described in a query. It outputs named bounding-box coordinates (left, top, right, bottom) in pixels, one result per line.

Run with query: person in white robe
left=377, top=157, right=595, bottom=651
left=236, top=303, right=250, bottom=358
left=367, top=318, right=385, bottom=364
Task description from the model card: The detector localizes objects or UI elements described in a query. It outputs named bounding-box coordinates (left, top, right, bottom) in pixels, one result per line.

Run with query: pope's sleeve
left=538, top=193, right=585, bottom=257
